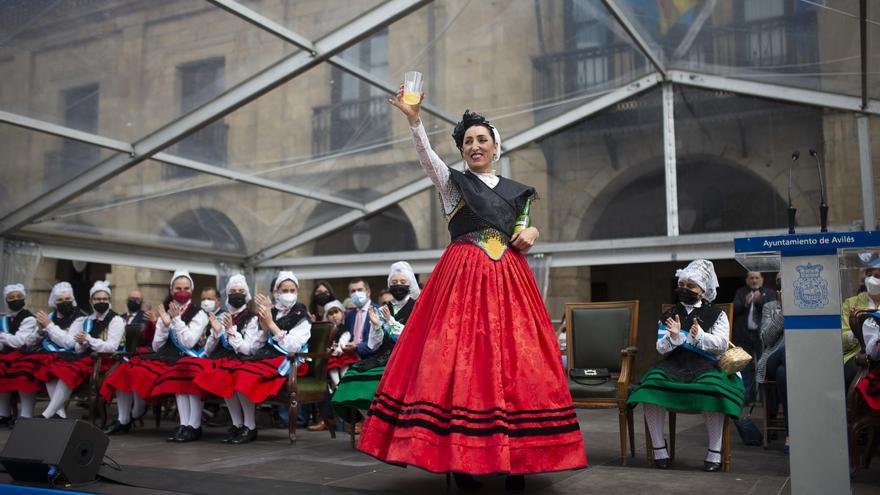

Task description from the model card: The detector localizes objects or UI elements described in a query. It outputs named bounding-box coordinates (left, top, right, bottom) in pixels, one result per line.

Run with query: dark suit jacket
left=732, top=286, right=776, bottom=340
left=344, top=304, right=380, bottom=358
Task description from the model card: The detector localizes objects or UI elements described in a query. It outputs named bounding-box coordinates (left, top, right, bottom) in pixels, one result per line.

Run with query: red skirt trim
left=858, top=369, right=880, bottom=410
left=40, top=355, right=114, bottom=390
left=150, top=357, right=212, bottom=399
left=0, top=352, right=51, bottom=394
left=327, top=353, right=358, bottom=370
left=357, top=242, right=587, bottom=475
left=99, top=356, right=170, bottom=401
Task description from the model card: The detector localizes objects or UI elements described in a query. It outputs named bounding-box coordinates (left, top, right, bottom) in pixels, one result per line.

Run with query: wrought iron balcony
left=312, top=95, right=391, bottom=155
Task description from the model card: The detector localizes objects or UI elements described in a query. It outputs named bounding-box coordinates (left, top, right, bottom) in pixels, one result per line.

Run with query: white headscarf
left=49, top=282, right=76, bottom=309
left=3, top=284, right=26, bottom=300
left=225, top=274, right=251, bottom=310
left=323, top=300, right=345, bottom=319
left=274, top=271, right=299, bottom=291
left=675, top=259, right=719, bottom=303
left=388, top=261, right=420, bottom=300
left=489, top=124, right=501, bottom=162
left=169, top=270, right=194, bottom=289
left=89, top=280, right=112, bottom=298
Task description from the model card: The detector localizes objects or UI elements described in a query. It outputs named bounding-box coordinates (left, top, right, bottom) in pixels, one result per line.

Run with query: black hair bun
left=452, top=109, right=495, bottom=152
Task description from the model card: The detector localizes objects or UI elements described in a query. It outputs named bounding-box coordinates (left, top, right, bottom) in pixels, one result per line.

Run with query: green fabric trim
left=627, top=367, right=745, bottom=417
left=331, top=365, right=385, bottom=419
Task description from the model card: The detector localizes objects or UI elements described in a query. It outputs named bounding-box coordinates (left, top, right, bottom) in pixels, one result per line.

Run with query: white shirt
left=863, top=318, right=880, bottom=360
left=656, top=302, right=730, bottom=356
left=0, top=310, right=40, bottom=351
left=269, top=307, right=311, bottom=354
left=72, top=312, right=125, bottom=353
left=152, top=302, right=209, bottom=352
left=205, top=307, right=263, bottom=356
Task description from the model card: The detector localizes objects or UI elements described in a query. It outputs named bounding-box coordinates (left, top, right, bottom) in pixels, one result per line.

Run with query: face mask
left=350, top=291, right=369, bottom=308
left=227, top=293, right=247, bottom=309
left=278, top=293, right=297, bottom=308
left=7, top=299, right=25, bottom=312
left=313, top=292, right=333, bottom=306
left=200, top=299, right=217, bottom=313
left=675, top=287, right=701, bottom=305
left=866, top=276, right=880, bottom=296
left=56, top=300, right=75, bottom=317
left=126, top=299, right=141, bottom=313
left=172, top=291, right=192, bottom=304
left=388, top=285, right=410, bottom=301
left=93, top=302, right=110, bottom=314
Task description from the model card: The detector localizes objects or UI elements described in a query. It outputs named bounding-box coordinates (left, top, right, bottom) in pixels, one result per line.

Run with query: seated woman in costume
left=0, top=284, right=41, bottom=422
left=628, top=259, right=744, bottom=472
left=39, top=281, right=124, bottom=419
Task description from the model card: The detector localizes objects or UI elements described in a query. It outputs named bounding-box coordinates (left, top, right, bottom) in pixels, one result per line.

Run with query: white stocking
left=644, top=403, right=670, bottom=460
left=224, top=394, right=244, bottom=427
left=703, top=412, right=724, bottom=463
left=132, top=394, right=147, bottom=419
left=116, top=391, right=133, bottom=424
left=329, top=369, right=341, bottom=388
left=187, top=395, right=203, bottom=428
left=175, top=394, right=191, bottom=426
left=42, top=380, right=72, bottom=418
left=18, top=392, right=35, bottom=418
left=237, top=392, right=256, bottom=430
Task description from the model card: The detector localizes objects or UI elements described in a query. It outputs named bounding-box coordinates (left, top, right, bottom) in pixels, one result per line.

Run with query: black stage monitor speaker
left=0, top=418, right=109, bottom=484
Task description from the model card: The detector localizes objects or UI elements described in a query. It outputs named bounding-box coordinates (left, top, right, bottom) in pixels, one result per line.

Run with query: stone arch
left=159, top=207, right=246, bottom=253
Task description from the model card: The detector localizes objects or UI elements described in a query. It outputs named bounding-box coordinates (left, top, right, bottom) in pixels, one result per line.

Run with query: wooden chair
left=846, top=309, right=880, bottom=470
left=564, top=300, right=639, bottom=465
left=29, top=352, right=112, bottom=426
left=646, top=302, right=735, bottom=472
left=761, top=379, right=786, bottom=449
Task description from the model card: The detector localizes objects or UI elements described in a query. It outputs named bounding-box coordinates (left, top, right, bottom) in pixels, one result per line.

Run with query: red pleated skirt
left=100, top=356, right=170, bottom=401
left=150, top=357, right=212, bottom=399
left=858, top=369, right=880, bottom=410
left=357, top=241, right=587, bottom=475
left=327, top=352, right=358, bottom=370
left=195, top=355, right=305, bottom=403
left=38, top=354, right=114, bottom=389
left=0, top=351, right=52, bottom=394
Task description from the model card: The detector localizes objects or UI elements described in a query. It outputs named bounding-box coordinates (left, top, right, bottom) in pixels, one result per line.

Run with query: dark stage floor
left=1, top=405, right=879, bottom=494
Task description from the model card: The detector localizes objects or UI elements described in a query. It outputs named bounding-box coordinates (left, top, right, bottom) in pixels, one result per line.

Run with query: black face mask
left=93, top=302, right=110, bottom=314
left=228, top=293, right=247, bottom=309
left=7, top=299, right=25, bottom=312
left=126, top=299, right=141, bottom=313
left=675, top=287, right=701, bottom=305
left=56, top=301, right=75, bottom=317
left=388, top=285, right=410, bottom=301
left=313, top=292, right=333, bottom=306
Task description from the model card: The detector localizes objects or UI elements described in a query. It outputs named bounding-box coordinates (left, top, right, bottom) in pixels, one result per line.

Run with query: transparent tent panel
left=172, top=62, right=461, bottom=205
left=333, top=0, right=653, bottom=138
left=239, top=0, right=386, bottom=42
left=0, top=0, right=297, bottom=143
left=0, top=122, right=112, bottom=215
left=509, top=87, right=664, bottom=242
left=23, top=160, right=352, bottom=257
left=870, top=7, right=880, bottom=101
left=616, top=0, right=862, bottom=96
left=674, top=85, right=863, bottom=235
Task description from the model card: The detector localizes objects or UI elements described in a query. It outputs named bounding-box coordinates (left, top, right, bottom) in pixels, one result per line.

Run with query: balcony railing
left=312, top=95, right=391, bottom=155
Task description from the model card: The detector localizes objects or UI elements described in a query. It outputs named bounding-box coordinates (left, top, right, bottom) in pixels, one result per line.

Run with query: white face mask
left=350, top=291, right=369, bottom=308
left=866, top=276, right=880, bottom=296
left=278, top=292, right=297, bottom=307
left=200, top=299, right=217, bottom=313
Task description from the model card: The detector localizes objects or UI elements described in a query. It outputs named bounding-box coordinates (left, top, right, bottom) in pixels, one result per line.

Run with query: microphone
left=788, top=151, right=799, bottom=234
left=808, top=149, right=829, bottom=232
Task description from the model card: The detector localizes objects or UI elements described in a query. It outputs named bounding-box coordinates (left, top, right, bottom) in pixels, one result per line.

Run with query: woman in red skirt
left=193, top=275, right=264, bottom=444
left=357, top=91, right=587, bottom=490
left=100, top=271, right=207, bottom=440
left=39, top=281, right=124, bottom=419
left=31, top=282, right=86, bottom=419
left=198, top=271, right=312, bottom=443
left=0, top=284, right=41, bottom=422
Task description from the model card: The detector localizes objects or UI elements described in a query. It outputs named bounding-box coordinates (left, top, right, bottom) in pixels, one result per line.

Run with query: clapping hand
left=144, top=310, right=157, bottom=323
left=74, top=331, right=88, bottom=344
left=690, top=319, right=701, bottom=339
left=208, top=313, right=223, bottom=336
left=665, top=315, right=681, bottom=337
left=156, top=304, right=172, bottom=326
left=35, top=311, right=51, bottom=330
left=368, top=306, right=381, bottom=327
left=380, top=306, right=391, bottom=322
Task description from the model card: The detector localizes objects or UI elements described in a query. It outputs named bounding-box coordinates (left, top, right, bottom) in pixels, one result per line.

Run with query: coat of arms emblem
left=793, top=263, right=829, bottom=310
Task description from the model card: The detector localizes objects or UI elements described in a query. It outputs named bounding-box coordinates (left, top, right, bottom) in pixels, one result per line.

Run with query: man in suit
left=733, top=271, right=776, bottom=404
left=122, top=290, right=147, bottom=326
left=341, top=278, right=379, bottom=359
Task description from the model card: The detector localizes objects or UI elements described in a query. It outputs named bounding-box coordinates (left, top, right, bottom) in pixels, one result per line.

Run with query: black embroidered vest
left=353, top=298, right=416, bottom=371
left=654, top=302, right=724, bottom=382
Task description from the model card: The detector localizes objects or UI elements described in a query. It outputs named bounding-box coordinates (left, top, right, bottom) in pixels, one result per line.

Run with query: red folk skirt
left=357, top=241, right=587, bottom=475
left=36, top=353, right=114, bottom=389
left=327, top=352, right=358, bottom=370
left=857, top=369, right=880, bottom=410
left=0, top=351, right=53, bottom=394
left=150, top=357, right=212, bottom=400
left=100, top=356, right=172, bottom=401
left=195, top=354, right=308, bottom=403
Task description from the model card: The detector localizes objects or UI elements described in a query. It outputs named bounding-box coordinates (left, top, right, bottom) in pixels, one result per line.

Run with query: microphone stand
left=788, top=151, right=799, bottom=234
left=809, top=149, right=829, bottom=232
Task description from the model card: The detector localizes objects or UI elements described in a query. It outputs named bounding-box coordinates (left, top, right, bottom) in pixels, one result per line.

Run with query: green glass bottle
left=512, top=197, right=532, bottom=234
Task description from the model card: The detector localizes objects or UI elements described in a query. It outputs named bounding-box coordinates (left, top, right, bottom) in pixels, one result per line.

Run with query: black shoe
left=452, top=473, right=483, bottom=491
left=7, top=417, right=16, bottom=429
left=167, top=425, right=185, bottom=442
left=0, top=416, right=11, bottom=427
left=505, top=475, right=525, bottom=491
left=653, top=458, right=671, bottom=469
left=230, top=427, right=258, bottom=444
left=103, top=420, right=132, bottom=435
left=174, top=426, right=201, bottom=443
left=703, top=461, right=722, bottom=472
left=223, top=425, right=243, bottom=443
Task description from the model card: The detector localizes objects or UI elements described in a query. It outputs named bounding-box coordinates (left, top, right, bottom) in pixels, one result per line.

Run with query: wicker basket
left=717, top=343, right=752, bottom=376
